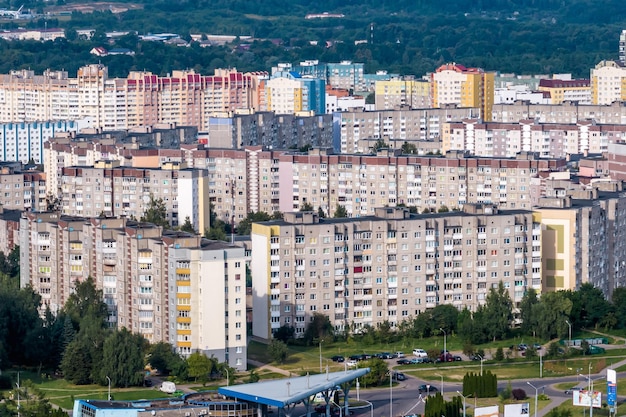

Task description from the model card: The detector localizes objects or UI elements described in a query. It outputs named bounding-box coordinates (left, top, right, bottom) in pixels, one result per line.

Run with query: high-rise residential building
left=0, top=120, right=90, bottom=164
left=59, top=160, right=210, bottom=231
left=251, top=205, right=539, bottom=339
left=264, top=72, right=326, bottom=115
left=20, top=213, right=248, bottom=369
left=0, top=205, right=21, bottom=255
left=590, top=60, right=626, bottom=105
left=491, top=101, right=626, bottom=124
left=442, top=119, right=626, bottom=158
left=0, top=162, right=47, bottom=212
left=286, top=60, right=366, bottom=92
left=374, top=77, right=430, bottom=110
left=204, top=112, right=333, bottom=149
left=537, top=78, right=591, bottom=104
left=276, top=148, right=565, bottom=216
left=0, top=65, right=264, bottom=131
left=334, top=107, right=480, bottom=154
left=431, top=63, right=495, bottom=120
left=534, top=189, right=626, bottom=297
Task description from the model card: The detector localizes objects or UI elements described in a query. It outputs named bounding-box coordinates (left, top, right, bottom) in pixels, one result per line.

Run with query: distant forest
left=0, top=0, right=625, bottom=78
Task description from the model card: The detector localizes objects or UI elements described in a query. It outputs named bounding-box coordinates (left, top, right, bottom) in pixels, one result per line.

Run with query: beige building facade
left=251, top=206, right=539, bottom=339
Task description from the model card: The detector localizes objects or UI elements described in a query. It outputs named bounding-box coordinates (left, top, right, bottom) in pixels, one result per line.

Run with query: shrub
left=0, top=374, right=12, bottom=389
left=512, top=388, right=527, bottom=400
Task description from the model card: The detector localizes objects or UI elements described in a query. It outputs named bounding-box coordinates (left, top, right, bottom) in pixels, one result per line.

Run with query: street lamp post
left=565, top=319, right=572, bottom=347
left=579, top=365, right=605, bottom=417
left=106, top=376, right=111, bottom=401
left=366, top=401, right=373, bottom=417
left=476, top=354, right=484, bottom=375
left=527, top=382, right=540, bottom=417
left=319, top=340, right=324, bottom=373
left=330, top=399, right=343, bottom=417
left=457, top=391, right=467, bottom=417
left=390, top=371, right=393, bottom=417
left=435, top=373, right=444, bottom=395
left=440, top=328, right=447, bottom=357
left=225, top=368, right=229, bottom=387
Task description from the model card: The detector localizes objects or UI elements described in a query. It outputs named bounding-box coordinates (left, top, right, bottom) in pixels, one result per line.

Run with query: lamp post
left=440, top=328, right=447, bottom=357
left=476, top=354, right=484, bottom=375
left=389, top=371, right=393, bottom=417
left=527, top=381, right=540, bottom=417
left=565, top=319, right=572, bottom=347
left=579, top=366, right=605, bottom=417
left=435, top=373, right=444, bottom=395
left=366, top=401, right=373, bottom=417
left=330, top=399, right=343, bottom=417
left=319, top=339, right=324, bottom=373
left=457, top=391, right=467, bottom=417
left=106, top=376, right=111, bottom=401
left=225, top=367, right=229, bottom=387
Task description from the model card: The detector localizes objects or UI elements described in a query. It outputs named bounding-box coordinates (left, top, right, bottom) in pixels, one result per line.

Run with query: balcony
left=176, top=268, right=190, bottom=275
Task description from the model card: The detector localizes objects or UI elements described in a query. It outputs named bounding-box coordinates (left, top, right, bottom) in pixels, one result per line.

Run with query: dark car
left=470, top=354, right=482, bottom=361
left=393, top=372, right=406, bottom=381
left=331, top=355, right=345, bottom=362
left=397, top=358, right=412, bottom=365
left=438, top=352, right=454, bottom=362
left=349, top=355, right=362, bottom=361
left=453, top=355, right=463, bottom=361
left=144, top=379, right=153, bottom=387
left=418, top=384, right=438, bottom=394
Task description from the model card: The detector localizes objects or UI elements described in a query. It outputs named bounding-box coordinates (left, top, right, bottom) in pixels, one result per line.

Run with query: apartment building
left=251, top=206, right=539, bottom=339
left=537, top=78, right=591, bottom=104
left=620, top=29, right=626, bottom=64
left=59, top=160, right=210, bottom=231
left=287, top=60, right=366, bottom=92
left=0, top=162, right=46, bottom=212
left=431, top=63, right=495, bottom=120
left=374, top=77, right=430, bottom=110
left=442, top=119, right=626, bottom=158
left=0, top=65, right=264, bottom=131
left=277, top=148, right=565, bottom=217
left=491, top=100, right=626, bottom=124
left=264, top=72, right=326, bottom=115
left=204, top=111, right=333, bottom=149
left=590, top=60, right=626, bottom=105
left=20, top=214, right=248, bottom=369
left=0, top=206, right=21, bottom=255
left=334, top=107, right=481, bottom=154
left=534, top=188, right=626, bottom=297
left=0, top=120, right=90, bottom=164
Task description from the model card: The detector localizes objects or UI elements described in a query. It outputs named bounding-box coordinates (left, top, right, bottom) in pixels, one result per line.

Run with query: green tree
left=268, top=339, right=289, bottom=364
left=300, top=201, right=314, bottom=211
left=63, top=277, right=109, bottom=328
left=180, top=216, right=196, bottom=234
left=483, top=282, right=513, bottom=341
left=61, top=336, right=96, bottom=384
left=519, top=288, right=539, bottom=336
left=237, top=211, right=271, bottom=235
left=401, top=141, right=417, bottom=154
left=187, top=352, right=213, bottom=385
left=333, top=205, right=348, bottom=218
left=148, top=342, right=182, bottom=375
left=359, top=358, right=388, bottom=386
left=566, top=283, right=611, bottom=330
left=303, top=313, right=334, bottom=346
left=371, top=139, right=388, bottom=153
left=273, top=325, right=295, bottom=343
left=99, top=328, right=146, bottom=388
left=534, top=291, right=572, bottom=340
left=317, top=207, right=326, bottom=218
left=140, top=194, right=169, bottom=228
left=611, top=287, right=626, bottom=329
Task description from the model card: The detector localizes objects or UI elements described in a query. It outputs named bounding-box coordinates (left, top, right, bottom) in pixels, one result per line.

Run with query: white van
left=160, top=381, right=176, bottom=394
left=412, top=348, right=428, bottom=358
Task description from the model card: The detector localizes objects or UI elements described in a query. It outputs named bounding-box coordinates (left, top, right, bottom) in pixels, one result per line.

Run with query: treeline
left=0, top=0, right=622, bottom=78
left=278, top=282, right=625, bottom=349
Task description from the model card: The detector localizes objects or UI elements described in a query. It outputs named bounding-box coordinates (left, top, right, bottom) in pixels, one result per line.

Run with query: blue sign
left=607, top=382, right=617, bottom=407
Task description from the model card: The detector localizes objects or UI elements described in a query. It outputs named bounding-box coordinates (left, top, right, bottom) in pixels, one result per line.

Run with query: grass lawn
left=544, top=402, right=626, bottom=417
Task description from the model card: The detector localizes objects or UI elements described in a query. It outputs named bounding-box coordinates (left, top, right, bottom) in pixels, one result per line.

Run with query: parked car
left=453, top=355, right=463, bottom=361
left=470, top=354, right=482, bottom=361
left=395, top=351, right=405, bottom=358
left=418, top=384, right=438, bottom=394
left=412, top=348, right=428, bottom=358
left=438, top=352, right=454, bottom=362
left=376, top=352, right=392, bottom=359
left=349, top=355, right=361, bottom=361
left=331, top=355, right=345, bottom=362
left=397, top=358, right=412, bottom=365
left=346, top=360, right=358, bottom=368
left=533, top=343, right=542, bottom=350
left=393, top=371, right=407, bottom=381
left=409, top=358, right=425, bottom=364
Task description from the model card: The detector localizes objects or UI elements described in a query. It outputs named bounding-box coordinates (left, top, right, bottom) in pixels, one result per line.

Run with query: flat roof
left=218, top=369, right=370, bottom=408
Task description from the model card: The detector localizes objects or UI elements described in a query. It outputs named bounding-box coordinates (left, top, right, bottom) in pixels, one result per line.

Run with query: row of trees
left=462, top=371, right=498, bottom=398
left=0, top=0, right=621, bottom=79
left=277, top=282, right=626, bottom=348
